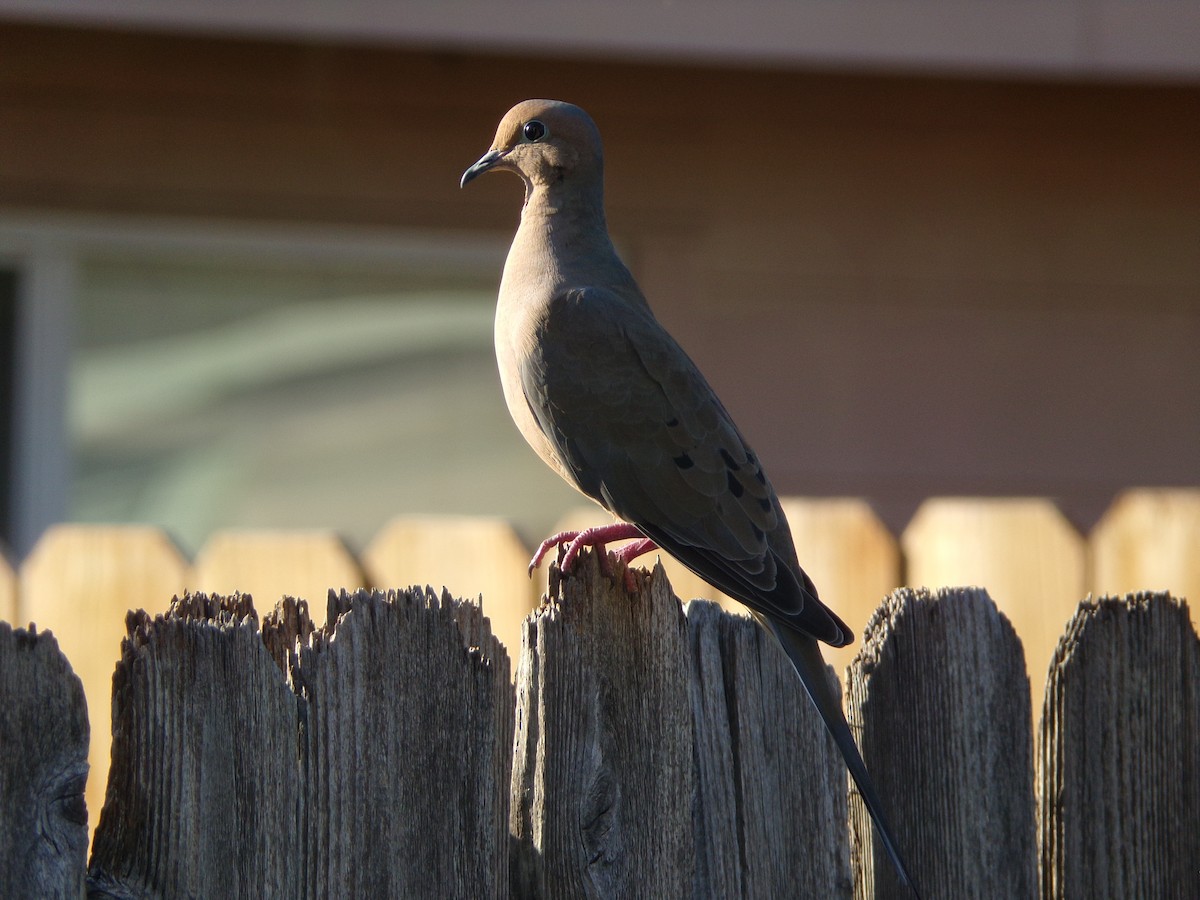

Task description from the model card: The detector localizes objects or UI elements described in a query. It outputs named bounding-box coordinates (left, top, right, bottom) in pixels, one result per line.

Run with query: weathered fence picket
left=687, top=599, right=850, bottom=898
left=7, top=490, right=1198, bottom=839
left=88, top=594, right=300, bottom=898
left=847, top=587, right=1038, bottom=899
left=1, top=538, right=1198, bottom=897
left=510, top=553, right=695, bottom=897
left=85, top=588, right=513, bottom=899
left=1038, top=592, right=1200, bottom=900
left=0, top=623, right=89, bottom=899
left=296, top=588, right=513, bottom=899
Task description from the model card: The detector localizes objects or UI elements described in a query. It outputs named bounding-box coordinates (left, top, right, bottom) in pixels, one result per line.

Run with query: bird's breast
left=494, top=260, right=583, bottom=493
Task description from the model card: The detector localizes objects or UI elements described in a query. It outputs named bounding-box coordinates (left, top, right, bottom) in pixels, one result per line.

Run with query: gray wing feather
left=519, top=287, right=851, bottom=646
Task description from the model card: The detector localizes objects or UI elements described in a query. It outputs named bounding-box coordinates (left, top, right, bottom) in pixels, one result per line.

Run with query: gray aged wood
left=298, top=587, right=513, bottom=900
left=87, top=587, right=513, bottom=899
left=510, top=550, right=695, bottom=898
left=687, top=600, right=851, bottom=899
left=88, top=593, right=301, bottom=898
left=846, top=586, right=1038, bottom=899
left=0, top=623, right=90, bottom=899
left=1038, top=592, right=1200, bottom=900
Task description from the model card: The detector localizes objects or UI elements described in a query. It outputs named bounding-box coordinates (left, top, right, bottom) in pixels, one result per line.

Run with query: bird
left=462, top=99, right=920, bottom=896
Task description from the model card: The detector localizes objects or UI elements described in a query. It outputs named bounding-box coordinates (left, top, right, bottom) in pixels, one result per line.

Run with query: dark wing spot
left=674, top=452, right=694, bottom=469
left=744, top=451, right=767, bottom=484
left=665, top=417, right=680, bottom=427
left=759, top=498, right=772, bottom=512
left=719, top=448, right=740, bottom=471
left=726, top=469, right=744, bottom=497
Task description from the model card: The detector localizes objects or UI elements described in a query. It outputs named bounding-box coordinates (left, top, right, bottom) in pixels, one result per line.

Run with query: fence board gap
left=0, top=623, right=89, bottom=898
left=1038, top=592, right=1200, bottom=900
left=847, top=586, right=1038, bottom=899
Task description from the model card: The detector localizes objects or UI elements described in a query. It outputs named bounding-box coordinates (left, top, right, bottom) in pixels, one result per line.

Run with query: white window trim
left=0, top=210, right=508, bottom=556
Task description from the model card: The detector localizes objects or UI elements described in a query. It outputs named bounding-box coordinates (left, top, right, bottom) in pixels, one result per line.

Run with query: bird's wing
left=519, top=286, right=851, bottom=646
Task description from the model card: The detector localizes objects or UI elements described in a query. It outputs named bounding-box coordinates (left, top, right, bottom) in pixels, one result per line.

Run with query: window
left=4, top=216, right=581, bottom=556
left=0, top=269, right=15, bottom=550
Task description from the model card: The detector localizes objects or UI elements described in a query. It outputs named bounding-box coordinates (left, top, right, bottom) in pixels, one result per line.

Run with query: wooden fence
left=1, top=552, right=1196, bottom=898
left=4, top=489, right=1199, bottom=842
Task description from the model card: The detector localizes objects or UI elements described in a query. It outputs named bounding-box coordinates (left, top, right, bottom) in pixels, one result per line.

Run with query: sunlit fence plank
left=902, top=498, right=1085, bottom=704
left=363, top=515, right=536, bottom=665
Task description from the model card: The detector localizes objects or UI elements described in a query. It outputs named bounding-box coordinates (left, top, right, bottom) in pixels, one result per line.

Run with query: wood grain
left=297, top=587, right=513, bottom=899
left=511, top=549, right=695, bottom=897
left=687, top=600, right=851, bottom=899
left=87, top=587, right=513, bottom=898
left=1038, top=593, right=1200, bottom=900
left=0, top=623, right=89, bottom=899
left=847, top=587, right=1038, bottom=899
left=88, top=593, right=300, bottom=897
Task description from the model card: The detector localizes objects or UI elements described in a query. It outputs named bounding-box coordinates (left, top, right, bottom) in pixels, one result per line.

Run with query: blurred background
left=1, top=2, right=1197, bottom=560
left=2, top=1, right=1198, bottom=840
left=2, top=3, right=1200, bottom=561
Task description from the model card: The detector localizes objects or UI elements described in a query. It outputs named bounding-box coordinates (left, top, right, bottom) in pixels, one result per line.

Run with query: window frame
left=0, top=211, right=508, bottom=556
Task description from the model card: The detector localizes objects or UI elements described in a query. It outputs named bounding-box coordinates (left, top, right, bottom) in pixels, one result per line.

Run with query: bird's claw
left=528, top=529, right=587, bottom=575
left=527, top=523, right=658, bottom=591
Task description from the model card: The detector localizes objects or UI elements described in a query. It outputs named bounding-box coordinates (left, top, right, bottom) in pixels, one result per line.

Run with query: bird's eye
left=523, top=120, right=547, bottom=142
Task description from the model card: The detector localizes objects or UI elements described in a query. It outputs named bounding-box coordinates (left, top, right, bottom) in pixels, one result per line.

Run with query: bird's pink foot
left=610, top=538, right=658, bottom=567
left=528, top=529, right=582, bottom=575
left=528, top=524, right=658, bottom=590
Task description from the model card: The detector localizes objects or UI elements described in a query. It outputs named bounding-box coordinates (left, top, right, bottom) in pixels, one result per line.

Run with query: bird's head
left=460, top=99, right=604, bottom=194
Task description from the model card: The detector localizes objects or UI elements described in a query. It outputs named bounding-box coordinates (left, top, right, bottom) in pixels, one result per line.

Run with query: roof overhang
left=0, top=0, right=1197, bottom=82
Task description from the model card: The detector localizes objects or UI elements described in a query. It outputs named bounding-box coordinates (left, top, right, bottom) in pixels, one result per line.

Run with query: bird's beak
left=460, top=149, right=507, bottom=188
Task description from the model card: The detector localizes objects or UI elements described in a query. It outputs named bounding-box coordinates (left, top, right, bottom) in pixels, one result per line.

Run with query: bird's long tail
left=767, top=617, right=922, bottom=899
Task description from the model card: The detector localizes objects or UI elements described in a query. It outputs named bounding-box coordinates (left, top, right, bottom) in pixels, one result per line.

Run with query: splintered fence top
left=1, top=550, right=1196, bottom=899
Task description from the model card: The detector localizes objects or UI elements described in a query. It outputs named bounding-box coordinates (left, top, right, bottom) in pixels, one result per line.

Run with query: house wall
left=2, top=23, right=1197, bottom=531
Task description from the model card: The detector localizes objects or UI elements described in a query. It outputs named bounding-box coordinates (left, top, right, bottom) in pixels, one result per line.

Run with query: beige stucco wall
left=3, top=23, right=1197, bottom=530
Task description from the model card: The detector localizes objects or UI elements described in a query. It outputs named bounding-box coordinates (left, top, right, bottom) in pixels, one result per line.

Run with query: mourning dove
left=463, top=99, right=920, bottom=896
